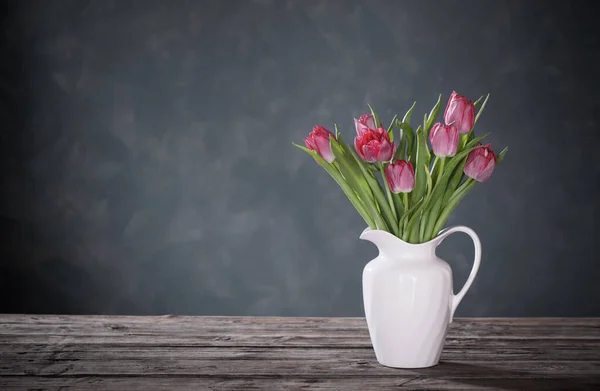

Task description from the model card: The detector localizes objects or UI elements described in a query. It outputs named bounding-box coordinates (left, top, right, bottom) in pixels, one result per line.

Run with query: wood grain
left=0, top=316, right=599, bottom=390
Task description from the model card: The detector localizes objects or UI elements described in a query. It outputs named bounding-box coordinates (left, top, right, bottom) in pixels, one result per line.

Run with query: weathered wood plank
left=0, top=377, right=417, bottom=391
left=3, top=315, right=599, bottom=328
left=1, top=316, right=599, bottom=341
left=3, top=315, right=600, bottom=334
left=2, top=315, right=599, bottom=325
left=0, top=316, right=599, bottom=390
left=2, top=335, right=599, bottom=350
left=2, top=343, right=600, bottom=362
left=2, top=355, right=599, bottom=377
left=1, top=376, right=598, bottom=391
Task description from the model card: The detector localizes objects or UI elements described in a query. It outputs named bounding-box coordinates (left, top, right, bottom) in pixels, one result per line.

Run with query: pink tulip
left=429, top=122, right=459, bottom=157
left=385, top=160, right=415, bottom=193
left=354, top=113, right=376, bottom=135
left=464, top=143, right=496, bottom=182
left=304, top=126, right=337, bottom=163
left=444, top=91, right=475, bottom=134
left=354, top=127, right=395, bottom=163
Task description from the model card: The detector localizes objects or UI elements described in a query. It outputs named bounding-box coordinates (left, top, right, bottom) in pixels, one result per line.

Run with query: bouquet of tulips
left=294, top=91, right=507, bottom=244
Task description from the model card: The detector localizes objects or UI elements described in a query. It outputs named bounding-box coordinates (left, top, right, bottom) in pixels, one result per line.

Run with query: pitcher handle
left=435, top=225, right=482, bottom=323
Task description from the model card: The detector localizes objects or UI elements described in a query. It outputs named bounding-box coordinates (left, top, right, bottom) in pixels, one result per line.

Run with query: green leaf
left=405, top=170, right=437, bottom=243
left=405, top=209, right=423, bottom=243
left=402, top=101, right=417, bottom=125
left=292, top=142, right=314, bottom=156
left=432, top=179, right=477, bottom=236
left=473, top=95, right=485, bottom=108
left=474, top=93, right=490, bottom=125
left=424, top=94, right=442, bottom=132
left=379, top=162, right=398, bottom=222
left=335, top=133, right=352, bottom=156
left=331, top=141, right=389, bottom=231
left=424, top=198, right=443, bottom=241
left=399, top=197, right=425, bottom=241
left=292, top=143, right=314, bottom=155
left=392, top=193, right=404, bottom=225
left=325, top=168, right=376, bottom=229
left=396, top=121, right=415, bottom=163
left=334, top=123, right=341, bottom=140
left=386, top=114, right=398, bottom=142
left=424, top=165, right=433, bottom=199
left=330, top=142, right=367, bottom=193
left=416, top=132, right=490, bottom=237
left=429, top=156, right=440, bottom=181
left=497, top=146, right=508, bottom=163
left=349, top=149, right=398, bottom=235
left=410, top=125, right=430, bottom=204
left=465, top=132, right=490, bottom=149
left=367, top=104, right=382, bottom=128
left=395, top=127, right=405, bottom=161
left=418, top=166, right=434, bottom=241
left=466, top=128, right=475, bottom=143
left=412, top=167, right=431, bottom=241
left=442, top=157, right=467, bottom=206
left=293, top=142, right=377, bottom=229
left=432, top=143, right=506, bottom=236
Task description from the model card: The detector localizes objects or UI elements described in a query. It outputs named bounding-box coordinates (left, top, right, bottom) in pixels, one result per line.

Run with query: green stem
left=401, top=193, right=409, bottom=213
left=379, top=163, right=398, bottom=222
left=349, top=150, right=398, bottom=235
left=332, top=160, right=386, bottom=230
left=422, top=157, right=446, bottom=241
left=328, top=142, right=390, bottom=232
left=393, top=193, right=404, bottom=235
left=442, top=156, right=467, bottom=207
left=419, top=211, right=427, bottom=242
left=432, top=178, right=477, bottom=236
left=408, top=212, right=421, bottom=243
left=327, top=162, right=376, bottom=229
left=452, top=177, right=474, bottom=198
left=437, top=157, right=446, bottom=184
left=400, top=193, right=410, bottom=240
left=294, top=142, right=378, bottom=230
left=430, top=156, right=439, bottom=176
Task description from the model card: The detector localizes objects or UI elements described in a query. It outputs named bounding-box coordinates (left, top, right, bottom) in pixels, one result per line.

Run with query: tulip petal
left=354, top=118, right=370, bottom=135
left=460, top=104, right=475, bottom=133
left=362, top=142, right=380, bottom=163
left=444, top=91, right=475, bottom=134
left=304, top=136, right=317, bottom=151
left=354, top=127, right=396, bottom=163
left=401, top=162, right=415, bottom=192
left=385, top=160, right=415, bottom=193
left=377, top=140, right=394, bottom=162
left=314, top=134, right=335, bottom=163
left=354, top=136, right=365, bottom=160
left=476, top=159, right=495, bottom=182
left=306, top=126, right=336, bottom=163
left=464, top=144, right=497, bottom=182
left=360, top=114, right=376, bottom=129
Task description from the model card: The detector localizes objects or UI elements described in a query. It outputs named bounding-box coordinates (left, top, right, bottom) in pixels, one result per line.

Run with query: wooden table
left=0, top=316, right=599, bottom=390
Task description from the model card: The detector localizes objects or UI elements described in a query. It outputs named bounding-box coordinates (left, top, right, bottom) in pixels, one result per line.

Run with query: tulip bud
left=304, top=126, right=337, bottom=163
left=464, top=143, right=496, bottom=182
left=354, top=113, right=376, bottom=135
left=444, top=91, right=475, bottom=134
left=354, top=127, right=395, bottom=163
left=385, top=160, right=415, bottom=193
left=429, top=122, right=459, bottom=157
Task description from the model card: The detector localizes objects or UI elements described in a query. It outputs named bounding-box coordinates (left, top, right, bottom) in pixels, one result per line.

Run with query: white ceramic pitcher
left=361, top=225, right=481, bottom=368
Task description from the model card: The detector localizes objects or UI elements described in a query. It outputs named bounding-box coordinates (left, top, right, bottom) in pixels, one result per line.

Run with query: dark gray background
left=0, top=0, right=598, bottom=317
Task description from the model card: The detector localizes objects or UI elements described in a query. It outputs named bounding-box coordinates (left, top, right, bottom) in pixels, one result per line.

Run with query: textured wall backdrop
left=0, top=0, right=598, bottom=316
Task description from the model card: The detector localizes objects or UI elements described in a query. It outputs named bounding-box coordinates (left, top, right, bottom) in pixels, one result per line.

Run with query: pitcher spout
left=359, top=228, right=436, bottom=260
